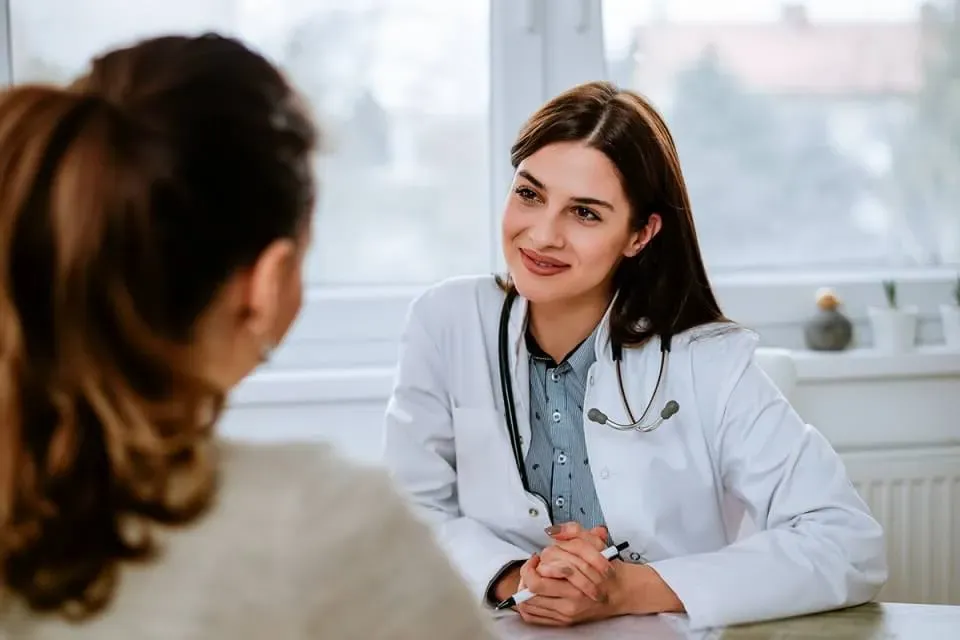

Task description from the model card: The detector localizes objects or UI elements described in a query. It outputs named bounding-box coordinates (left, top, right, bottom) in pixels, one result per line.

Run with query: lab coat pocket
left=451, top=406, right=521, bottom=524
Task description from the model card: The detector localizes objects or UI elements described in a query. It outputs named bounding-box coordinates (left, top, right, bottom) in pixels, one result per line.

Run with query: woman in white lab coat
left=382, top=81, right=887, bottom=631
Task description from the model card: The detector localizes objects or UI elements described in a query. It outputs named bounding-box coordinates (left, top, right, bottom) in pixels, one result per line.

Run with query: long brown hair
left=0, top=34, right=317, bottom=617
left=501, top=81, right=728, bottom=347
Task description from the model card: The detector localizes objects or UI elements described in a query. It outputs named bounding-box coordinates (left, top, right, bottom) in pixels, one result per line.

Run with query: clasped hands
left=499, top=522, right=627, bottom=627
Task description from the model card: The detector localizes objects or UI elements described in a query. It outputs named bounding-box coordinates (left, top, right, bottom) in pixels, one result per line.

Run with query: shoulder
left=669, top=322, right=764, bottom=418
left=406, top=274, right=503, bottom=324
left=402, top=275, right=506, bottom=353
left=219, top=440, right=415, bottom=518
left=676, top=321, right=760, bottom=370
left=225, top=443, right=496, bottom=638
left=214, top=441, right=418, bottom=540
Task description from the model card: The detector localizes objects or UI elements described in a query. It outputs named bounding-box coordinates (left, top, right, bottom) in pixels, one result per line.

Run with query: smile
left=519, top=249, right=570, bottom=276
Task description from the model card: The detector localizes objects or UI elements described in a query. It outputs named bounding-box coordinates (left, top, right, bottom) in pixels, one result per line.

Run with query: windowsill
left=278, top=268, right=959, bottom=372
left=228, top=367, right=396, bottom=406
left=791, top=345, right=960, bottom=382
left=291, top=268, right=957, bottom=342
left=228, top=346, right=960, bottom=407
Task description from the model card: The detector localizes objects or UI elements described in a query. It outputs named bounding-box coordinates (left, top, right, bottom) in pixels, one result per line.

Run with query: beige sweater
left=1, top=441, right=498, bottom=640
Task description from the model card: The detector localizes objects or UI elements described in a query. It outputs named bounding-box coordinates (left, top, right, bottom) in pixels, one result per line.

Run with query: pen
left=494, top=540, right=630, bottom=610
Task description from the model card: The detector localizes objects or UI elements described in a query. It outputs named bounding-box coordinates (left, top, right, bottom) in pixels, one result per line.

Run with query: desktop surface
left=495, top=602, right=960, bottom=639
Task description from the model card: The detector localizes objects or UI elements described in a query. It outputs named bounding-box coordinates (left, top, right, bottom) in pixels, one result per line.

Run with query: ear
left=241, top=238, right=299, bottom=346
left=624, top=213, right=663, bottom=258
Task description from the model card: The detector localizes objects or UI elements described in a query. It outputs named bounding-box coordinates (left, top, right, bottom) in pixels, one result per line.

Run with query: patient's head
left=0, top=33, right=318, bottom=616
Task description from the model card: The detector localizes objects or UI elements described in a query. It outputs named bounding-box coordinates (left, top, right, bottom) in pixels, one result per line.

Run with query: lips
left=519, top=249, right=570, bottom=276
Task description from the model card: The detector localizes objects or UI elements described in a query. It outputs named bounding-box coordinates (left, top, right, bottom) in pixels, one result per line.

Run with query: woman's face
left=502, top=141, right=658, bottom=307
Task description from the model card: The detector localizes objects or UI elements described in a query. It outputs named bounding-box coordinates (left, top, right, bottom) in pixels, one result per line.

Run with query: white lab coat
left=382, top=275, right=887, bottom=630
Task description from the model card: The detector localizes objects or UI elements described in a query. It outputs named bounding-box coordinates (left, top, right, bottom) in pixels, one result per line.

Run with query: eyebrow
left=517, top=170, right=546, bottom=190
left=517, top=170, right=615, bottom=211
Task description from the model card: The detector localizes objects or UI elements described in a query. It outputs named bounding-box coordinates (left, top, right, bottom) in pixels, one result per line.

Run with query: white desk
left=494, top=602, right=960, bottom=639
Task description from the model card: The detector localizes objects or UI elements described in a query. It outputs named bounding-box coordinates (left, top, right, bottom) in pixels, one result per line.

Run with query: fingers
left=525, top=553, right=541, bottom=572
left=552, top=537, right=613, bottom=578
left=511, top=553, right=539, bottom=594
left=520, top=562, right=584, bottom=600
left=538, top=541, right=610, bottom=585
left=535, top=561, right=574, bottom=581
left=517, top=600, right=573, bottom=626
left=552, top=545, right=607, bottom=584
left=537, top=562, right=606, bottom=602
left=589, top=526, right=610, bottom=543
left=545, top=522, right=609, bottom=550
left=537, top=549, right=607, bottom=595
left=517, top=603, right=569, bottom=627
left=544, top=521, right=585, bottom=541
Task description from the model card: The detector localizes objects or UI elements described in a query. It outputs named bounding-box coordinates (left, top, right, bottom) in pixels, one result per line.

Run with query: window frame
left=1, top=0, right=956, bottom=386
left=0, top=0, right=10, bottom=86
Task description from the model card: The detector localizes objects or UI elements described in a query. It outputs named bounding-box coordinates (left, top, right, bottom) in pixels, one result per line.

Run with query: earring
left=259, top=340, right=276, bottom=363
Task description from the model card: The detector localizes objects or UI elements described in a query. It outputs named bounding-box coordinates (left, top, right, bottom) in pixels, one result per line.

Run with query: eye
left=573, top=206, right=600, bottom=222
left=514, top=186, right=540, bottom=203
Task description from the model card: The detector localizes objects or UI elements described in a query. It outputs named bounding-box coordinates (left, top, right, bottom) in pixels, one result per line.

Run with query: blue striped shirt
left=524, top=327, right=607, bottom=530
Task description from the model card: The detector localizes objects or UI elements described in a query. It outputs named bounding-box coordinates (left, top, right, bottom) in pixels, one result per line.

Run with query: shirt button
left=555, top=496, right=565, bottom=508
left=557, top=453, right=567, bottom=465
left=552, top=411, right=561, bottom=423
left=600, top=469, right=610, bottom=479
left=528, top=508, right=539, bottom=518
left=630, top=552, right=642, bottom=562
left=550, top=371, right=561, bottom=382
left=588, top=374, right=595, bottom=386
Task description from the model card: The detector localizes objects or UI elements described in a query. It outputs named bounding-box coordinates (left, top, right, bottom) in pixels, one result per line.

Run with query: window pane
left=11, top=0, right=492, bottom=285
left=602, top=0, right=960, bottom=271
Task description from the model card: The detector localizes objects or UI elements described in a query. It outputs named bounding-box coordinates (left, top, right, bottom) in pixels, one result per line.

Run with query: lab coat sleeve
left=381, top=290, right=529, bottom=605
left=646, top=336, right=888, bottom=630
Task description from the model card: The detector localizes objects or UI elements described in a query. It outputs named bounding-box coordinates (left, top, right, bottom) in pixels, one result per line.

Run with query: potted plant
left=867, top=279, right=918, bottom=352
left=941, top=275, right=960, bottom=348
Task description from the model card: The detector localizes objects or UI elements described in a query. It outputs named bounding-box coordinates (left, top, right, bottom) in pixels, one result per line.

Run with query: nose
left=527, top=209, right=564, bottom=249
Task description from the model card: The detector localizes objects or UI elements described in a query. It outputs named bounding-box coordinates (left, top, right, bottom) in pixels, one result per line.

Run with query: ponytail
left=0, top=86, right=218, bottom=617
left=0, top=32, right=317, bottom=620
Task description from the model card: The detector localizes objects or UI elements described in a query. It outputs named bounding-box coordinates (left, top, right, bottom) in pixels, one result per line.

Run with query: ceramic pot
left=941, top=304, right=960, bottom=348
left=804, top=308, right=854, bottom=351
left=867, top=306, right=918, bottom=353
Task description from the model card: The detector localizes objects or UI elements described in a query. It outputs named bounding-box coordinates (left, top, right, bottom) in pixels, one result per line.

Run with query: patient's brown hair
left=0, top=34, right=317, bottom=617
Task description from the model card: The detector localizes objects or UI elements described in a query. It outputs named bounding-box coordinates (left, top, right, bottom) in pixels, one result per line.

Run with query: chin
left=511, top=270, right=577, bottom=305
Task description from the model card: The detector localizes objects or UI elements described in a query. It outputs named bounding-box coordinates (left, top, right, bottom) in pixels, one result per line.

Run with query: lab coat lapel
left=506, top=294, right=533, bottom=458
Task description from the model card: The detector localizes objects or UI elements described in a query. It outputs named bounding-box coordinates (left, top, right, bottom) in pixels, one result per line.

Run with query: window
left=601, top=0, right=960, bottom=271
left=9, top=0, right=493, bottom=286
left=2, top=0, right=956, bottom=381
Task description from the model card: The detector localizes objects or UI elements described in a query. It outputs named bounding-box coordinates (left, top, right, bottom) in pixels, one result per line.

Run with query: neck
left=527, top=290, right=611, bottom=363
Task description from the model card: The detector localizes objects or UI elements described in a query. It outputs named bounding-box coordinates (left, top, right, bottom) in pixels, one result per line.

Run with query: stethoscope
left=497, top=288, right=680, bottom=496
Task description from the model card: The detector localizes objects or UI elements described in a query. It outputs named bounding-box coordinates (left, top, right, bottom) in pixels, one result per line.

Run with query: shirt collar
left=507, top=288, right=618, bottom=364
left=525, top=324, right=599, bottom=381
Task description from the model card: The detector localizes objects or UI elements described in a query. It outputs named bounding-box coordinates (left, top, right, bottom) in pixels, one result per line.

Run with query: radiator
left=842, top=446, right=960, bottom=605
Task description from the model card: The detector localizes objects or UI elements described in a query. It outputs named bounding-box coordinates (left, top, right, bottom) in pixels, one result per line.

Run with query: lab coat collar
left=507, top=290, right=619, bottom=364
left=507, top=293, right=529, bottom=363
left=594, top=292, right=618, bottom=362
